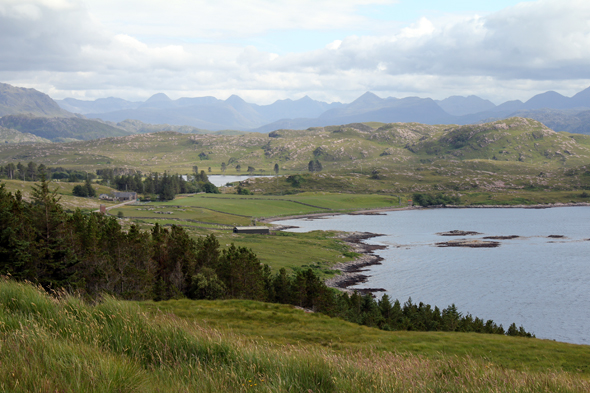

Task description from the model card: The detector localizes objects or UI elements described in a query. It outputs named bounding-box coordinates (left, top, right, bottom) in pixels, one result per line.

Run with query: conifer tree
left=30, top=175, right=80, bottom=289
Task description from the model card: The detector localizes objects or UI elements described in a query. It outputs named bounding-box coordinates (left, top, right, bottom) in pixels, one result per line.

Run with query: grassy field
left=2, top=279, right=589, bottom=392
left=145, top=192, right=401, bottom=218
left=107, top=192, right=399, bottom=275
left=1, top=178, right=117, bottom=210
left=216, top=230, right=357, bottom=275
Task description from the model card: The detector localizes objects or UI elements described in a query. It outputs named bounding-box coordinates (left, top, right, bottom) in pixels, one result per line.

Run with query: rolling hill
left=1, top=117, right=589, bottom=197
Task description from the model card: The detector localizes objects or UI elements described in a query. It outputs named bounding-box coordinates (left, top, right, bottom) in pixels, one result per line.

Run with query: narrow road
left=93, top=199, right=137, bottom=213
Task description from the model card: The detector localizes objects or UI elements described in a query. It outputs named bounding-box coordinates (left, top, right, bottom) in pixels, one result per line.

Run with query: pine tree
left=30, top=175, right=80, bottom=289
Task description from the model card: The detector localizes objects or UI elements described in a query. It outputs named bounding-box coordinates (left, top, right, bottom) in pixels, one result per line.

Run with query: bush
left=236, top=186, right=251, bottom=195
left=412, top=193, right=460, bottom=207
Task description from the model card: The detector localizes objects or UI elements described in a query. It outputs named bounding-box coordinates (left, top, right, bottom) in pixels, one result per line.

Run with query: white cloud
left=1, top=0, right=590, bottom=104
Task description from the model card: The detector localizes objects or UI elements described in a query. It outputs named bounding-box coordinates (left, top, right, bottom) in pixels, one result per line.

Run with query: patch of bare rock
left=437, top=230, right=482, bottom=236
left=436, top=239, right=500, bottom=248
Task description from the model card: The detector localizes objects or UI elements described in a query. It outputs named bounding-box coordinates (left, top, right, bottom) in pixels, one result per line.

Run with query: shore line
left=324, top=232, right=387, bottom=295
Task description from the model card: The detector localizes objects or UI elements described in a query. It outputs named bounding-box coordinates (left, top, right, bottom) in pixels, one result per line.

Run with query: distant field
left=1, top=179, right=117, bottom=210
left=151, top=192, right=401, bottom=218
left=109, top=203, right=253, bottom=226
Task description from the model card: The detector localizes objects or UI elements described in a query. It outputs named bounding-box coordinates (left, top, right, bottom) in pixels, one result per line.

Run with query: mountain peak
left=351, top=91, right=383, bottom=105
left=225, top=94, right=246, bottom=104
left=145, top=93, right=171, bottom=103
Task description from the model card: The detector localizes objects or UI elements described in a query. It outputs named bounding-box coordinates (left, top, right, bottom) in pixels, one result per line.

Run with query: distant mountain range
left=3, top=81, right=590, bottom=142
left=56, top=85, right=590, bottom=134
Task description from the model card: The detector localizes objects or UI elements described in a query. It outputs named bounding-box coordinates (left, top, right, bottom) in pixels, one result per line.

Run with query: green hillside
left=1, top=279, right=588, bottom=392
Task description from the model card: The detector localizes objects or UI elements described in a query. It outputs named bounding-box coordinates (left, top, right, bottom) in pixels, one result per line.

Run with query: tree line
left=0, top=161, right=94, bottom=182
left=0, top=178, right=532, bottom=337
left=101, top=170, right=219, bottom=201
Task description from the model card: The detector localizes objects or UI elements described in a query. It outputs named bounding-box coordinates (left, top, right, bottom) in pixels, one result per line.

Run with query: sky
left=1, top=0, right=590, bottom=105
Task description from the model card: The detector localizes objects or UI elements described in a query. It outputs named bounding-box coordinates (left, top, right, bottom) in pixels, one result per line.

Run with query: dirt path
left=93, top=199, right=137, bottom=213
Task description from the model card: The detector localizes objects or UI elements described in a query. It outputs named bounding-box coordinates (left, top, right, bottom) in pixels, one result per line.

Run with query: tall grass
left=0, top=278, right=588, bottom=392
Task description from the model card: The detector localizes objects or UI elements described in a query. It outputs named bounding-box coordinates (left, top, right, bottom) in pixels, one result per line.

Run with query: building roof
left=233, top=226, right=270, bottom=233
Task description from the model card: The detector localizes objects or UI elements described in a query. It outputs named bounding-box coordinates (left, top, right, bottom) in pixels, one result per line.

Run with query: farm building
left=233, top=226, right=270, bottom=234
left=112, top=191, right=137, bottom=201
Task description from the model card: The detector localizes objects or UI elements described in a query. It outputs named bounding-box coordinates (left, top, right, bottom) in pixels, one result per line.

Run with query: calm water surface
left=208, top=175, right=272, bottom=187
left=274, top=207, right=590, bottom=345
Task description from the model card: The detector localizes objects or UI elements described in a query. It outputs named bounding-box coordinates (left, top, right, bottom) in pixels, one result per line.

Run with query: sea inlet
left=274, top=207, right=590, bottom=345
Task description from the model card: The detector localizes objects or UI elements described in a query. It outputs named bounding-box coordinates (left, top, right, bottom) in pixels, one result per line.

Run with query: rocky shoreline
left=324, top=232, right=387, bottom=295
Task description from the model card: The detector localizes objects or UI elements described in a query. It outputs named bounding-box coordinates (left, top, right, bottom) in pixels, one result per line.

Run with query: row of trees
left=195, top=163, right=280, bottom=175
left=99, top=170, right=219, bottom=200
left=0, top=161, right=94, bottom=182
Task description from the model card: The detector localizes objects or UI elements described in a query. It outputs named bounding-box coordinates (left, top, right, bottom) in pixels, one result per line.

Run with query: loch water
left=274, top=207, right=590, bottom=345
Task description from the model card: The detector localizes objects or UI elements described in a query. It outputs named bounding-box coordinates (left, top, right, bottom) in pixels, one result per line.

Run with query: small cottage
left=112, top=191, right=137, bottom=201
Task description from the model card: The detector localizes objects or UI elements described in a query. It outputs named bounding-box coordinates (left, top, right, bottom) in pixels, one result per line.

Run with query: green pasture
left=149, top=192, right=401, bottom=219
left=157, top=195, right=326, bottom=218
left=128, top=218, right=233, bottom=230
left=109, top=204, right=252, bottom=226
left=215, top=230, right=356, bottom=274
left=142, top=298, right=590, bottom=376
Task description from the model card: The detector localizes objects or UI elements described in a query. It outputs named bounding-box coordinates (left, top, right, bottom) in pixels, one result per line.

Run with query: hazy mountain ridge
left=60, top=85, right=590, bottom=133
left=5, top=81, right=590, bottom=139
left=0, top=114, right=131, bottom=141
left=0, top=82, right=72, bottom=118
left=79, top=93, right=344, bottom=131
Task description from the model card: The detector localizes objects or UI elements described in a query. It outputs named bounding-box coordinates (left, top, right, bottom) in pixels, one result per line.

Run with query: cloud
left=84, top=0, right=399, bottom=40
left=1, top=0, right=590, bottom=104
left=264, top=0, right=590, bottom=81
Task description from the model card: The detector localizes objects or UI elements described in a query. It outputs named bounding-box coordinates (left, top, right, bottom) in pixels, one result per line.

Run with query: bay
left=274, top=207, right=590, bottom=345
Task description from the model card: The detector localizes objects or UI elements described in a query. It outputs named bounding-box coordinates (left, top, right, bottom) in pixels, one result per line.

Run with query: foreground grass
left=1, top=280, right=589, bottom=392
left=143, top=299, right=590, bottom=376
